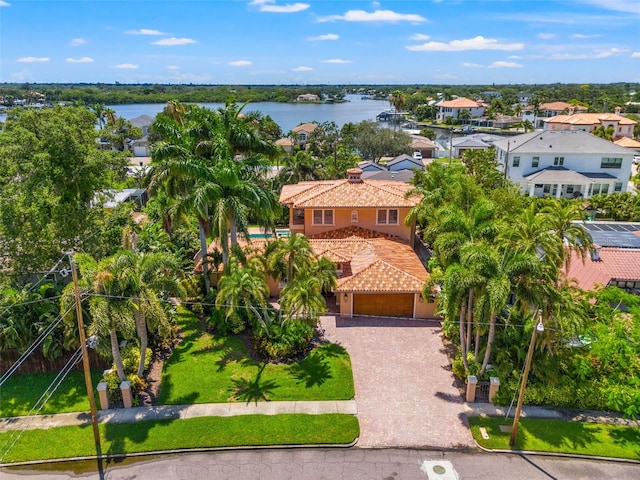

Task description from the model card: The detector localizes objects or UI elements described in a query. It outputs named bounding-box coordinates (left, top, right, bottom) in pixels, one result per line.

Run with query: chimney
left=568, top=107, right=575, bottom=115
left=347, top=168, right=363, bottom=183
left=615, top=106, right=621, bottom=116
left=590, top=245, right=601, bottom=261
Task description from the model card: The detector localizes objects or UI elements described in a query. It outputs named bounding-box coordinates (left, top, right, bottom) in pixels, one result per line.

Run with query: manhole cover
left=420, top=460, right=460, bottom=479
left=433, top=465, right=446, bottom=474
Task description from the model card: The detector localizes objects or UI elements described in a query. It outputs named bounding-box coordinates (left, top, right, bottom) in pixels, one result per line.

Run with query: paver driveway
left=320, top=314, right=474, bottom=449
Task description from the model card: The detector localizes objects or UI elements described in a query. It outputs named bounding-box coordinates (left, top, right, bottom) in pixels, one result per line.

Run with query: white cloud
left=249, top=0, right=309, bottom=13
left=66, top=57, right=94, bottom=63
left=321, top=58, right=353, bottom=64
left=572, top=33, right=602, bottom=39
left=0, top=1, right=10, bottom=6
left=17, top=57, right=50, bottom=63
left=307, top=33, right=339, bottom=41
left=228, top=60, right=252, bottom=66
left=489, top=61, right=523, bottom=68
left=292, top=66, right=313, bottom=71
left=462, top=62, right=483, bottom=68
left=537, top=33, right=556, bottom=40
left=406, top=35, right=524, bottom=52
left=126, top=29, right=164, bottom=35
left=632, top=52, right=640, bottom=58
left=576, top=0, right=640, bottom=14
left=151, top=37, right=196, bottom=46
left=166, top=65, right=180, bottom=70
left=549, top=47, right=625, bottom=60
left=69, top=37, right=86, bottom=46
left=410, top=33, right=430, bottom=41
left=115, top=63, right=139, bottom=69
left=318, top=9, right=427, bottom=23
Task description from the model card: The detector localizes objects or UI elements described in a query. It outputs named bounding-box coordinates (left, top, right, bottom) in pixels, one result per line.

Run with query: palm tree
left=215, top=257, right=270, bottom=334
left=541, top=199, right=593, bottom=271
left=280, top=274, right=326, bottom=325
left=266, top=234, right=316, bottom=286
left=111, top=250, right=185, bottom=376
left=67, top=253, right=135, bottom=381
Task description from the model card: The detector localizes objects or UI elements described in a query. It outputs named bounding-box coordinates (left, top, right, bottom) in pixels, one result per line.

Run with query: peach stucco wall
left=414, top=294, right=438, bottom=319
left=290, top=206, right=414, bottom=242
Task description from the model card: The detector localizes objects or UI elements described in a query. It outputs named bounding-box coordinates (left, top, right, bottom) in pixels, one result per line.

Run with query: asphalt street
left=0, top=448, right=638, bottom=480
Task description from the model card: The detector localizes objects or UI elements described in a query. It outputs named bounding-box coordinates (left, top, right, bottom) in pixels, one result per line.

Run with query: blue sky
left=1, top=0, right=639, bottom=85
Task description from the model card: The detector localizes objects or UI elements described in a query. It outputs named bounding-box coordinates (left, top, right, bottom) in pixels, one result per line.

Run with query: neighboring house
left=97, top=188, right=148, bottom=211
left=275, top=137, right=295, bottom=154
left=410, top=135, right=439, bottom=159
left=563, top=222, right=640, bottom=297
left=376, top=111, right=404, bottom=123
left=435, top=97, right=486, bottom=123
left=490, top=115, right=522, bottom=129
left=279, top=168, right=434, bottom=318
left=128, top=114, right=154, bottom=156
left=291, top=122, right=317, bottom=148
left=517, top=93, right=534, bottom=106
left=358, top=160, right=387, bottom=173
left=296, top=94, right=320, bottom=102
left=543, top=108, right=637, bottom=139
left=386, top=154, right=423, bottom=171
left=493, top=131, right=633, bottom=198
left=522, top=102, right=588, bottom=128
left=614, top=136, right=640, bottom=155
left=451, top=133, right=505, bottom=158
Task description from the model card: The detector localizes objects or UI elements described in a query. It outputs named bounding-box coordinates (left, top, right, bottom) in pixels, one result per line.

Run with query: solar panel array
left=581, top=222, right=640, bottom=248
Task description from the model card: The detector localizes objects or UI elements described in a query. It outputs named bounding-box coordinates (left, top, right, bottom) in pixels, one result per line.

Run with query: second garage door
left=353, top=293, right=414, bottom=318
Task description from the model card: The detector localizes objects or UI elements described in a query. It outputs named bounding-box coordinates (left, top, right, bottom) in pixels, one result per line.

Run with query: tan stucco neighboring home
left=614, top=136, right=640, bottom=153
left=275, top=137, right=295, bottom=154
left=279, top=168, right=435, bottom=319
left=543, top=107, right=637, bottom=139
left=291, top=122, right=317, bottom=148
left=296, top=93, right=320, bottom=102
left=522, top=101, right=588, bottom=128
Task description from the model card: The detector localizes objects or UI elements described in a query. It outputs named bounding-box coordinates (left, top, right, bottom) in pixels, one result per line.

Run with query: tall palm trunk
left=134, top=307, right=148, bottom=377
left=465, top=289, right=474, bottom=354
left=229, top=215, right=238, bottom=248
left=110, top=328, right=126, bottom=381
left=480, top=313, right=497, bottom=375
left=198, top=219, right=211, bottom=295
left=459, top=300, right=468, bottom=369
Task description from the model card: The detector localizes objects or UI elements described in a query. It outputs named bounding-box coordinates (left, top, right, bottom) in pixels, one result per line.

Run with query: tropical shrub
left=100, top=370, right=148, bottom=406
left=253, top=321, right=314, bottom=361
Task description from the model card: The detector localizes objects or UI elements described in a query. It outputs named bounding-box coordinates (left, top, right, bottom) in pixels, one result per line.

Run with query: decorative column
left=466, top=375, right=477, bottom=403
left=120, top=381, right=133, bottom=408
left=97, top=382, right=109, bottom=410
left=489, top=377, right=500, bottom=404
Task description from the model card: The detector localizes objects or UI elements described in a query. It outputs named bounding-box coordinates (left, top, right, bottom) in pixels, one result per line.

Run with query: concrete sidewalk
left=466, top=402, right=640, bottom=427
left=0, top=400, right=357, bottom=432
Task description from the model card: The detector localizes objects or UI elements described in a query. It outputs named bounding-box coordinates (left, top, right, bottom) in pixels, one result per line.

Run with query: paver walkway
left=320, top=314, right=474, bottom=449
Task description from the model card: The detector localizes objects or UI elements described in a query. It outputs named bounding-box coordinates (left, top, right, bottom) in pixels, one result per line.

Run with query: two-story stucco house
left=436, top=97, right=486, bottom=123
left=494, top=131, right=633, bottom=198
left=543, top=108, right=637, bottom=139
left=279, top=168, right=434, bottom=319
left=522, top=101, right=588, bottom=129
left=291, top=122, right=317, bottom=148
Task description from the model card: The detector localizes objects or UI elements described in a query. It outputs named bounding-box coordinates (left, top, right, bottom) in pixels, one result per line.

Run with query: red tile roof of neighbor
left=279, top=177, right=420, bottom=208
left=565, top=248, right=640, bottom=291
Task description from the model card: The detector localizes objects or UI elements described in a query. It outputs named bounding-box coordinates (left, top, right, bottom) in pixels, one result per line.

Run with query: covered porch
left=523, top=168, right=614, bottom=199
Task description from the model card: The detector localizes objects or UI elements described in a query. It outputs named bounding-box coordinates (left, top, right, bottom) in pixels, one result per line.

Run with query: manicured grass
left=0, top=414, right=359, bottom=464
left=158, top=308, right=355, bottom=405
left=0, top=370, right=103, bottom=417
left=469, top=416, right=640, bottom=460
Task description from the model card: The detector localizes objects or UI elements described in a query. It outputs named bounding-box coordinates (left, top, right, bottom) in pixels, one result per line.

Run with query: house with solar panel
left=566, top=221, right=640, bottom=296
left=493, top=131, right=634, bottom=199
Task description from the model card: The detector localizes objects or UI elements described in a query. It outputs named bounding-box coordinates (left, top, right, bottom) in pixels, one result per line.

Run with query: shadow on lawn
left=157, top=373, right=200, bottom=405
left=288, top=353, right=333, bottom=388
left=520, top=420, right=599, bottom=450
left=231, top=364, right=278, bottom=404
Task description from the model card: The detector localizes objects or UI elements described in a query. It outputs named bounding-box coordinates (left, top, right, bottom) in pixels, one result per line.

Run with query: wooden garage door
left=353, top=293, right=414, bottom=317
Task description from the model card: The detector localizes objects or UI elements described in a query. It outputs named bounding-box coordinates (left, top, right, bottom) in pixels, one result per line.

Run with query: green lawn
left=0, top=414, right=359, bottom=464
left=158, top=308, right=355, bottom=405
left=469, top=416, right=640, bottom=460
left=0, top=370, right=103, bottom=417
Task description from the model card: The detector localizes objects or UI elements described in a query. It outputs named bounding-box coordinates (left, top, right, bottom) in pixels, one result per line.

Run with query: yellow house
left=279, top=168, right=435, bottom=319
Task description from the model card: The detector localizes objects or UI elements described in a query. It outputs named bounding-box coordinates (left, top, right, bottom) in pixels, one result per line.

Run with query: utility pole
left=510, top=311, right=544, bottom=448
left=70, top=255, right=101, bottom=453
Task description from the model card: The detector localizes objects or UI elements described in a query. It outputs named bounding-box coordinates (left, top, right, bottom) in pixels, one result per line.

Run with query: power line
left=0, top=347, right=83, bottom=463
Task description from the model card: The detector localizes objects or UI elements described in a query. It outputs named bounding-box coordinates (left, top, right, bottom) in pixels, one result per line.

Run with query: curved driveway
left=321, top=314, right=473, bottom=449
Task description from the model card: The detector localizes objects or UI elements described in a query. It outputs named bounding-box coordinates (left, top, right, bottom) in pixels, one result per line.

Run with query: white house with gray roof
left=493, top=131, right=633, bottom=199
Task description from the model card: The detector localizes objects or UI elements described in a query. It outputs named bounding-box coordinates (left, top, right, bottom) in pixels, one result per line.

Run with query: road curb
left=0, top=439, right=360, bottom=468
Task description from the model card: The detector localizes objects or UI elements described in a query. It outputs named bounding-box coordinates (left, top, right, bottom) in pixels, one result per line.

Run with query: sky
left=0, top=0, right=639, bottom=85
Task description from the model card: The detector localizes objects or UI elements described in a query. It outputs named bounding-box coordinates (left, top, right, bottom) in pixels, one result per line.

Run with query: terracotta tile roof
left=292, top=122, right=317, bottom=134
left=545, top=113, right=636, bottom=126
left=538, top=102, right=588, bottom=112
left=614, top=137, right=640, bottom=148
left=308, top=225, right=396, bottom=240
left=565, top=248, right=640, bottom=291
left=279, top=178, right=419, bottom=208
left=437, top=97, right=482, bottom=108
